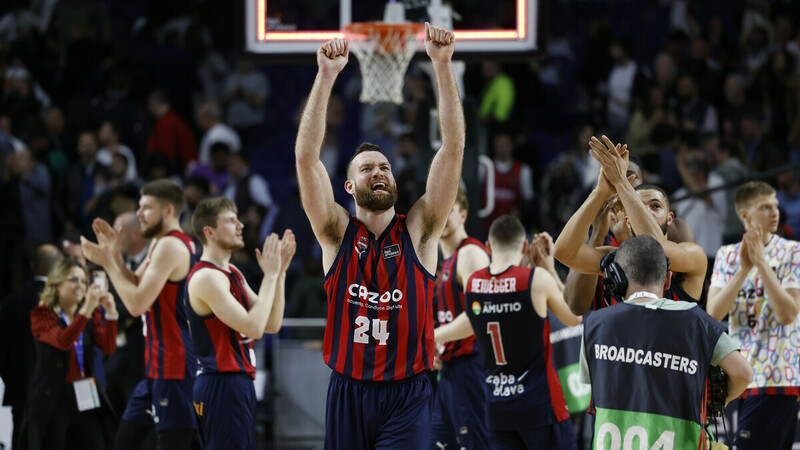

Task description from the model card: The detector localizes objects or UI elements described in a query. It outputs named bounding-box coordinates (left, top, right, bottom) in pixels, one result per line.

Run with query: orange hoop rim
left=344, top=22, right=424, bottom=40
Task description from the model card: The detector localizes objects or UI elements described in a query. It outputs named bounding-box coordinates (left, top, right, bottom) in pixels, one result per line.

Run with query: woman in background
left=23, top=259, right=118, bottom=450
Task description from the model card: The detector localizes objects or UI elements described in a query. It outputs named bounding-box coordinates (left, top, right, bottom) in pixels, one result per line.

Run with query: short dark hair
left=488, top=215, right=525, bottom=250
left=192, top=197, right=237, bottom=245
left=734, top=181, right=776, bottom=212
left=140, top=179, right=185, bottom=212
left=345, top=142, right=385, bottom=179
left=635, top=183, right=671, bottom=211
left=615, top=235, right=668, bottom=288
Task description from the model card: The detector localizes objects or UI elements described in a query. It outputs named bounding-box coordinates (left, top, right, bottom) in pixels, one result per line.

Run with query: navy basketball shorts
left=122, top=377, right=197, bottom=431
left=735, top=394, right=798, bottom=450
left=193, top=373, right=257, bottom=450
left=490, top=419, right=577, bottom=450
left=430, top=354, right=489, bottom=449
left=325, top=371, right=433, bottom=449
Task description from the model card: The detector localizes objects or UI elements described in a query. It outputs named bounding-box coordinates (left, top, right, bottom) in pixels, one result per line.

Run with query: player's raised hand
left=256, top=233, right=282, bottom=276
left=589, top=136, right=629, bottom=186
left=318, top=38, right=349, bottom=75
left=424, top=22, right=455, bottom=62
left=592, top=195, right=618, bottom=240
left=279, top=229, right=297, bottom=273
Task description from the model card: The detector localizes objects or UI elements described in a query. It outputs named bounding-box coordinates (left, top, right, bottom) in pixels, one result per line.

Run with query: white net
left=345, top=23, right=423, bottom=104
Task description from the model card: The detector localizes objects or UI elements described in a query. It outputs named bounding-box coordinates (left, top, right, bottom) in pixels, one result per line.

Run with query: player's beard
left=141, top=215, right=165, bottom=239
left=354, top=182, right=398, bottom=211
left=659, top=218, right=669, bottom=236
left=219, top=235, right=245, bottom=252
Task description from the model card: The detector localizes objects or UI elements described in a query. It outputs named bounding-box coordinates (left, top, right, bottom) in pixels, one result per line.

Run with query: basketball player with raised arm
left=186, top=197, right=295, bottom=449
left=81, top=179, right=198, bottom=450
left=295, top=23, right=464, bottom=448
left=554, top=136, right=708, bottom=306
left=430, top=187, right=491, bottom=449
left=435, top=215, right=581, bottom=449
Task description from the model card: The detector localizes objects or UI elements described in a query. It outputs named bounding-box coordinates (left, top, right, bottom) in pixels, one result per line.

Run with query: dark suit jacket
left=0, top=279, right=45, bottom=408
left=22, top=309, right=116, bottom=450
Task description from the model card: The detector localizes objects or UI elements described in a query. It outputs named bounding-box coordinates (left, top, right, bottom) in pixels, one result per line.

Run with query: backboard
left=244, top=0, right=541, bottom=58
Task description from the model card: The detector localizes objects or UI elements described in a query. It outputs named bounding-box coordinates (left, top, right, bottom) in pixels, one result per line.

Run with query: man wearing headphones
left=580, top=235, right=752, bottom=448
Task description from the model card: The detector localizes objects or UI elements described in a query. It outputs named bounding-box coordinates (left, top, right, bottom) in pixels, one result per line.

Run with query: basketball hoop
left=344, top=22, right=424, bottom=104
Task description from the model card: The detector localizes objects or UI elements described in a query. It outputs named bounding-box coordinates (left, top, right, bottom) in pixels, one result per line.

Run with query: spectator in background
left=294, top=93, right=348, bottom=177
left=652, top=52, right=679, bottom=109
left=675, top=73, right=718, bottom=135
left=626, top=86, right=677, bottom=157
left=103, top=212, right=146, bottom=421
left=96, top=120, right=137, bottom=182
left=181, top=175, right=211, bottom=239
left=674, top=146, right=726, bottom=260
left=222, top=152, right=273, bottom=216
left=393, top=133, right=419, bottom=215
left=28, top=120, right=68, bottom=181
left=15, top=148, right=54, bottom=243
left=188, top=142, right=232, bottom=194
left=62, top=130, right=108, bottom=232
left=684, top=36, right=723, bottom=107
left=0, top=243, right=63, bottom=449
left=758, top=49, right=800, bottom=149
left=478, top=61, right=515, bottom=135
left=221, top=58, right=269, bottom=147
left=777, top=171, right=800, bottom=237
left=741, top=25, right=771, bottom=78
left=84, top=152, right=142, bottom=225
left=1, top=66, right=44, bottom=132
left=60, top=231, right=87, bottom=267
left=42, top=106, right=67, bottom=156
left=482, top=132, right=534, bottom=231
left=740, top=107, right=785, bottom=175
left=605, top=38, right=645, bottom=136
left=709, top=137, right=749, bottom=244
left=146, top=89, right=197, bottom=172
left=24, top=259, right=118, bottom=450
left=720, top=74, right=753, bottom=141
left=286, top=258, right=326, bottom=342
left=2, top=148, right=53, bottom=292
left=195, top=100, right=240, bottom=166
left=141, top=151, right=184, bottom=187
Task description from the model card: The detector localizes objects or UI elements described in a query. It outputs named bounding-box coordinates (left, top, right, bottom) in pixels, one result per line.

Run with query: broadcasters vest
left=584, top=302, right=725, bottom=449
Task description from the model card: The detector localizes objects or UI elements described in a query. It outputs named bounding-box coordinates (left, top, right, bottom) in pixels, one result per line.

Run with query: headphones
left=599, top=250, right=670, bottom=306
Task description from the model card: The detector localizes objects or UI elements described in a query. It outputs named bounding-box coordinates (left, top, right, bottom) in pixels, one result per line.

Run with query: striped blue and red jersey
left=142, top=230, right=197, bottom=380
left=435, top=237, right=487, bottom=362
left=465, top=266, right=570, bottom=430
left=323, top=215, right=436, bottom=381
left=186, top=262, right=256, bottom=379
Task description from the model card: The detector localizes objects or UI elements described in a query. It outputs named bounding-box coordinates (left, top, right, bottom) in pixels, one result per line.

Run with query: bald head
left=114, top=211, right=147, bottom=256
left=33, top=244, right=64, bottom=277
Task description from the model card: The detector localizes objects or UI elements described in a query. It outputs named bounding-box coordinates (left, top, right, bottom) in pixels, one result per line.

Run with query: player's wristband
left=105, top=313, right=120, bottom=321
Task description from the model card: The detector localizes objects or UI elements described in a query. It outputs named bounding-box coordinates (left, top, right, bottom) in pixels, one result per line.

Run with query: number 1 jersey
left=465, top=266, right=570, bottom=431
left=323, top=215, right=435, bottom=381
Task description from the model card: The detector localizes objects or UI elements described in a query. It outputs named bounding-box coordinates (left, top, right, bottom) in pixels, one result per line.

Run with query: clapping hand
left=279, top=229, right=297, bottom=273
left=256, top=233, right=282, bottom=276
left=589, top=135, right=634, bottom=192
left=80, top=218, right=120, bottom=268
